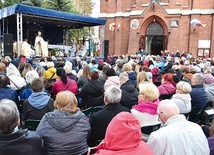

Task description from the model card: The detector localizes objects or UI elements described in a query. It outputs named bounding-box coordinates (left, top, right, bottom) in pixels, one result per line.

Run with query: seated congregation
left=0, top=53, right=214, bottom=155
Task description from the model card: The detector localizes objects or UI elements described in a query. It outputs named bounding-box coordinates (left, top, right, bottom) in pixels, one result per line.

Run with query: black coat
left=23, top=98, right=54, bottom=121
left=0, top=129, right=43, bottom=155
left=79, top=79, right=104, bottom=98
left=88, top=103, right=130, bottom=147
left=120, top=80, right=138, bottom=107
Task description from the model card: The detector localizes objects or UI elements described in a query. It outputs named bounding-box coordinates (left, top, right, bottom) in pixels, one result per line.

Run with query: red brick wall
left=100, top=0, right=214, bottom=57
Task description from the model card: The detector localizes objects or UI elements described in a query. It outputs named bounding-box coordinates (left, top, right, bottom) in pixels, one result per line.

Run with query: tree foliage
left=0, top=0, right=42, bottom=8
left=1, top=0, right=20, bottom=8
left=42, top=0, right=71, bottom=12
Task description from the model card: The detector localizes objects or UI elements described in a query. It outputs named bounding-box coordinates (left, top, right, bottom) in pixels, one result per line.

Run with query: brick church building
left=99, top=0, right=214, bottom=58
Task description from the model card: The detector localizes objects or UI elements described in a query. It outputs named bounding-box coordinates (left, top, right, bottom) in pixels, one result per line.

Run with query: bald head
left=158, top=99, right=179, bottom=124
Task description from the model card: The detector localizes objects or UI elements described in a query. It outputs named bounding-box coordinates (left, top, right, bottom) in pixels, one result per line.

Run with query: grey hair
left=193, top=73, right=205, bottom=84
left=104, top=85, right=122, bottom=104
left=25, top=70, right=39, bottom=84
left=204, top=66, right=212, bottom=74
left=0, top=99, right=19, bottom=134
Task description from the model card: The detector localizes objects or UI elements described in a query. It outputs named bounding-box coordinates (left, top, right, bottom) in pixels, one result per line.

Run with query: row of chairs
left=82, top=106, right=104, bottom=117
left=22, top=106, right=104, bottom=131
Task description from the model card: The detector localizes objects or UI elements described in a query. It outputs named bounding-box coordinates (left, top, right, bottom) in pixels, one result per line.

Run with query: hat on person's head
left=98, top=59, right=104, bottom=65
left=143, top=60, right=149, bottom=67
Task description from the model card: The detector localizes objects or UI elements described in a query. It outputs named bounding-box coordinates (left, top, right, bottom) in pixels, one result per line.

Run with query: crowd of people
left=0, top=51, right=214, bottom=155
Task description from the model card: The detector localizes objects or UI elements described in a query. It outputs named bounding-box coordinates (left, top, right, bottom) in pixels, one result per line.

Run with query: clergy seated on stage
left=22, top=39, right=36, bottom=58
left=0, top=99, right=43, bottom=155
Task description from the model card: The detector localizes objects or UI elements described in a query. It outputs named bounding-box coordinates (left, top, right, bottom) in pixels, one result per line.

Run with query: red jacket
left=51, top=77, right=78, bottom=95
left=94, top=112, right=154, bottom=155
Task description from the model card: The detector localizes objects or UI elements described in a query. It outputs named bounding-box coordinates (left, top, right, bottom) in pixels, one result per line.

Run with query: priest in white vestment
left=34, top=31, right=44, bottom=57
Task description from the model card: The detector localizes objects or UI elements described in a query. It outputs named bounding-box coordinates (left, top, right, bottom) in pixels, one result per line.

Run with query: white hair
left=105, top=85, right=122, bottom=104
left=176, top=81, right=192, bottom=94
left=157, top=99, right=179, bottom=118
left=25, top=70, right=39, bottom=84
left=64, top=61, right=73, bottom=74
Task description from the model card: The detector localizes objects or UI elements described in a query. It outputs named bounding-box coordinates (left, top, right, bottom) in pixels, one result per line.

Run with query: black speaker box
left=4, top=34, right=13, bottom=58
left=103, top=40, right=109, bottom=61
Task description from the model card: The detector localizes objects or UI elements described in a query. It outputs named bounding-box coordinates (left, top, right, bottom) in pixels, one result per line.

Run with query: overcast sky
left=91, top=0, right=100, bottom=18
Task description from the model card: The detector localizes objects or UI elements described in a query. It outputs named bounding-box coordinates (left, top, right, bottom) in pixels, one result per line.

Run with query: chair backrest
left=141, top=123, right=161, bottom=135
left=92, top=106, right=104, bottom=113
left=82, top=107, right=93, bottom=117
left=159, top=94, right=173, bottom=100
left=82, top=106, right=103, bottom=117
left=153, top=81, right=161, bottom=87
left=24, top=119, right=40, bottom=131
left=199, top=101, right=214, bottom=125
left=121, top=103, right=135, bottom=109
left=85, top=94, right=104, bottom=108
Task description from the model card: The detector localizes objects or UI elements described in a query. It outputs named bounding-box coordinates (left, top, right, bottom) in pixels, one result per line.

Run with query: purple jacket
left=208, top=135, right=214, bottom=155
left=158, top=81, right=176, bottom=95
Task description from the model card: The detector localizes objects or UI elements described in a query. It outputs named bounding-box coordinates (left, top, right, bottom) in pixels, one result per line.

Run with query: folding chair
left=159, top=94, right=174, bottom=100
left=24, top=119, right=41, bottom=131
left=82, top=107, right=93, bottom=117
left=199, top=101, right=214, bottom=125
left=84, top=94, right=104, bottom=108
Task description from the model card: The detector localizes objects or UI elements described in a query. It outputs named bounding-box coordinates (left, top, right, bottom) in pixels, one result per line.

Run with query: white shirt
left=147, top=115, right=210, bottom=155
left=131, top=109, right=160, bottom=127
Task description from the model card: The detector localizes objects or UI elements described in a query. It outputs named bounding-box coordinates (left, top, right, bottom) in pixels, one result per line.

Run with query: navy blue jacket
left=189, top=84, right=208, bottom=122
left=0, top=87, right=18, bottom=102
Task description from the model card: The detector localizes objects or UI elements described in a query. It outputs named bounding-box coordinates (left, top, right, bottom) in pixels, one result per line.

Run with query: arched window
left=146, top=22, right=163, bottom=35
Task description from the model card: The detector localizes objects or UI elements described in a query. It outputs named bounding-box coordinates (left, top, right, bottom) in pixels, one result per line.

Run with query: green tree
left=30, top=0, right=42, bottom=7
left=42, top=0, right=71, bottom=12
left=2, top=0, right=20, bottom=7
left=1, top=0, right=42, bottom=7
left=71, top=0, right=94, bottom=15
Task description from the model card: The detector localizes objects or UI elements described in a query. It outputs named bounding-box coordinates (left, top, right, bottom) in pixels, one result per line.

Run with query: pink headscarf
left=132, top=99, right=159, bottom=115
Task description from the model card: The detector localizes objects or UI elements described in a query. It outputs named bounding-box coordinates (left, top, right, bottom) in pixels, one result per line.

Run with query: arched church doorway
left=140, top=20, right=168, bottom=55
